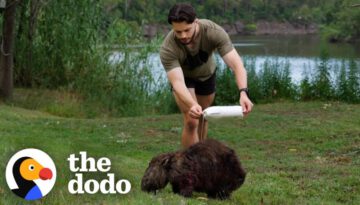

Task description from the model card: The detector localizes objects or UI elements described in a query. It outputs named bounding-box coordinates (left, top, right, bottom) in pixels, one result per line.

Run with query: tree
left=16, top=0, right=42, bottom=87
left=0, top=0, right=19, bottom=99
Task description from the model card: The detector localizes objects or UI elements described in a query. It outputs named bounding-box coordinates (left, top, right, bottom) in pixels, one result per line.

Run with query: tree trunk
left=223, top=0, right=228, bottom=16
left=25, top=0, right=41, bottom=86
left=0, top=0, right=18, bottom=99
left=15, top=0, right=27, bottom=86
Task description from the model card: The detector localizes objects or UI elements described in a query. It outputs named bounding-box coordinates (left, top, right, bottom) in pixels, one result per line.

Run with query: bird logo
left=5, top=149, right=57, bottom=200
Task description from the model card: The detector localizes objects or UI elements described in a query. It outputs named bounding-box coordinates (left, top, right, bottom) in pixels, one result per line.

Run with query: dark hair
left=167, top=3, right=196, bottom=24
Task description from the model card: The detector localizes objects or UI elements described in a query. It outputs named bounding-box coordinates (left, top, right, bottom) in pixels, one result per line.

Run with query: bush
left=312, top=49, right=334, bottom=100
left=336, top=59, right=360, bottom=103
left=215, top=57, right=297, bottom=105
left=244, top=24, right=257, bottom=34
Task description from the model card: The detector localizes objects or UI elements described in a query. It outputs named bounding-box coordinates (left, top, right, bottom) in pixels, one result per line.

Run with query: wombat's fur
left=141, top=139, right=246, bottom=199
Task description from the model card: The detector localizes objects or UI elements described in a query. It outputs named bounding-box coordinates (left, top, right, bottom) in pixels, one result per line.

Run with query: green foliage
left=13, top=0, right=175, bottom=117
left=338, top=61, right=349, bottom=101
left=106, top=19, right=143, bottom=45
left=337, top=59, right=360, bottom=103
left=312, top=49, right=333, bottom=100
left=292, top=5, right=313, bottom=23
left=6, top=0, right=360, bottom=118
left=8, top=88, right=92, bottom=118
left=347, top=60, right=360, bottom=102
left=214, top=67, right=238, bottom=105
left=257, top=59, right=297, bottom=101
left=300, top=76, right=313, bottom=101
left=15, top=0, right=102, bottom=88
left=245, top=58, right=262, bottom=103
left=244, top=24, right=257, bottom=33
left=215, top=58, right=298, bottom=105
left=320, top=0, right=360, bottom=41
left=215, top=54, right=359, bottom=107
left=100, top=0, right=351, bottom=25
left=321, top=25, right=343, bottom=42
left=98, top=0, right=360, bottom=41
left=73, top=38, right=168, bottom=117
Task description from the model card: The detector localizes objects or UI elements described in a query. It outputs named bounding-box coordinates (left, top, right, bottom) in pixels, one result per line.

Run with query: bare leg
left=181, top=113, right=199, bottom=147
left=173, top=88, right=199, bottom=148
left=173, top=89, right=215, bottom=147
left=196, top=93, right=215, bottom=141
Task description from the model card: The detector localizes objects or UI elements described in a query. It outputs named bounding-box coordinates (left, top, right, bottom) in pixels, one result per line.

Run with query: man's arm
left=167, top=67, right=203, bottom=118
left=222, top=48, right=253, bottom=115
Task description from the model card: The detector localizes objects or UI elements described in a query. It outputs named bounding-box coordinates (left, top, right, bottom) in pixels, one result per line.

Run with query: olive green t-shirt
left=160, top=19, right=234, bottom=81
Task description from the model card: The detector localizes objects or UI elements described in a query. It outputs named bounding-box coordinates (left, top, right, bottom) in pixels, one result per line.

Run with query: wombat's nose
left=141, top=179, right=153, bottom=191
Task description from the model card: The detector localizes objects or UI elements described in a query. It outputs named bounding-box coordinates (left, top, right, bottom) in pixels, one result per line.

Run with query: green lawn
left=1, top=101, right=359, bottom=205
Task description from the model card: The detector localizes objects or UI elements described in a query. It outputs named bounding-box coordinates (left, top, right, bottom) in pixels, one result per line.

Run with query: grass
left=9, top=88, right=112, bottom=118
left=0, top=101, right=360, bottom=204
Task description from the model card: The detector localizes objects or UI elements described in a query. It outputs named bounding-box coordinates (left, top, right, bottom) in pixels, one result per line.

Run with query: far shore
left=142, top=20, right=318, bottom=38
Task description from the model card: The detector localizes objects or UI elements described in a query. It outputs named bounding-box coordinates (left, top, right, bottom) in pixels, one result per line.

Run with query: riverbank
left=142, top=21, right=318, bottom=38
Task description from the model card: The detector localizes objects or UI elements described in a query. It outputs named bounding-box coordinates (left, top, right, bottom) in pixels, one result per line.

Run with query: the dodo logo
left=5, top=148, right=56, bottom=200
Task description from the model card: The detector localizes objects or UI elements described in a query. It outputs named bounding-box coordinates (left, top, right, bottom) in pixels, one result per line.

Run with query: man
left=160, top=3, right=253, bottom=148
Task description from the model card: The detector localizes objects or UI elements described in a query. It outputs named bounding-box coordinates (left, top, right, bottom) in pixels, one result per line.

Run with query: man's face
left=172, top=21, right=196, bottom=45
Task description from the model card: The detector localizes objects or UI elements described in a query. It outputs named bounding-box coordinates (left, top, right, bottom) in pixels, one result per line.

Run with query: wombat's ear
left=160, top=154, right=173, bottom=169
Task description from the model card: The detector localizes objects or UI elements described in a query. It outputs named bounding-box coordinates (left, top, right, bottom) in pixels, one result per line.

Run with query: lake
left=230, top=35, right=360, bottom=83
left=232, top=35, right=360, bottom=59
left=109, top=34, right=360, bottom=86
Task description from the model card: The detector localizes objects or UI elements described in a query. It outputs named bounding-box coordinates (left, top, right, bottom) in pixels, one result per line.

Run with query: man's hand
left=223, top=49, right=253, bottom=116
left=189, top=104, right=203, bottom=119
left=240, top=93, right=253, bottom=116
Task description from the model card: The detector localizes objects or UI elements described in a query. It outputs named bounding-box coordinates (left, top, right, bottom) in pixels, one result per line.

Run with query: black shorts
left=184, top=72, right=216, bottom=95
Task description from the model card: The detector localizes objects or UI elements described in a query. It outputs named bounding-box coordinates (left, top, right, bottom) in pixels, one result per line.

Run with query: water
left=232, top=35, right=360, bottom=58
left=232, top=35, right=360, bottom=82
left=109, top=35, right=360, bottom=87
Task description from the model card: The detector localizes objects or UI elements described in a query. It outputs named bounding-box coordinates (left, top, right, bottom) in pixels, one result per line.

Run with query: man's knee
left=184, top=117, right=199, bottom=131
left=197, top=93, right=215, bottom=109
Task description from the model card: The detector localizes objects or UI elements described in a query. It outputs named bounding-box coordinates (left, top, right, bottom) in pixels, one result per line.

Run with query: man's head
left=168, top=3, right=197, bottom=45
left=167, top=3, right=196, bottom=24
